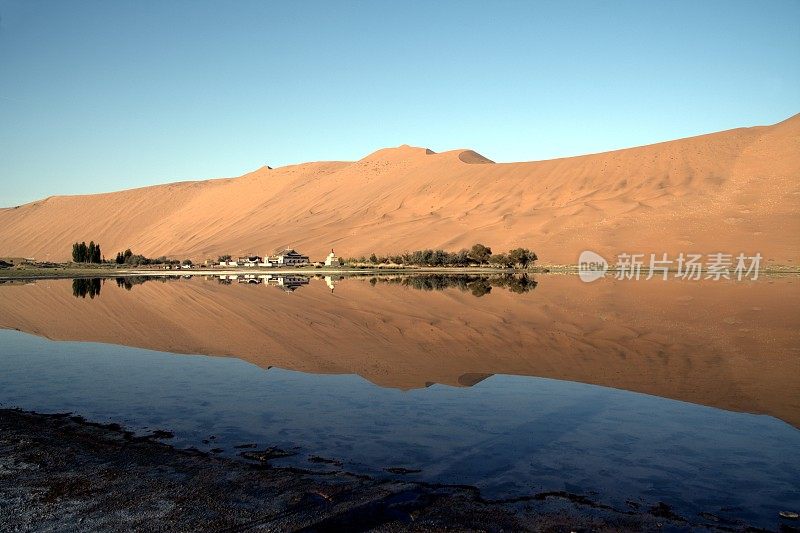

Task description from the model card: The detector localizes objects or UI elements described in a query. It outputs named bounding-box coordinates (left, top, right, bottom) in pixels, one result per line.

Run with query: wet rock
left=699, top=511, right=720, bottom=522
left=385, top=467, right=422, bottom=475
left=649, top=501, right=684, bottom=522
left=308, top=455, right=343, bottom=466
left=240, top=447, right=297, bottom=463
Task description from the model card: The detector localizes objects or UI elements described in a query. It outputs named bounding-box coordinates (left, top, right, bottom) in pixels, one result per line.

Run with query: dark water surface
left=0, top=274, right=798, bottom=528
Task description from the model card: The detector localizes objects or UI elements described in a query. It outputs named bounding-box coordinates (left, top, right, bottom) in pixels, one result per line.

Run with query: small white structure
left=238, top=255, right=262, bottom=267
left=324, top=249, right=339, bottom=267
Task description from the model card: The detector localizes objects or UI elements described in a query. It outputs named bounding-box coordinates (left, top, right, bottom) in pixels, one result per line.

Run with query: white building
left=324, top=249, right=339, bottom=266
left=238, top=255, right=262, bottom=267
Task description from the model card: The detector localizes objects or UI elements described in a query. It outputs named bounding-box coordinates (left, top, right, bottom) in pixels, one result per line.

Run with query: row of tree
left=347, top=244, right=537, bottom=268
left=114, top=248, right=190, bottom=266
left=72, top=241, right=103, bottom=263
left=72, top=243, right=536, bottom=268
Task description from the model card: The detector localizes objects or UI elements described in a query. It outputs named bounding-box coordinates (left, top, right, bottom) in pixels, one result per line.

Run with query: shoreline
left=0, top=407, right=720, bottom=531
left=1, top=264, right=799, bottom=281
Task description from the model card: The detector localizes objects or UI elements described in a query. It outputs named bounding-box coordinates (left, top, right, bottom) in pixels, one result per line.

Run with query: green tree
left=507, top=248, right=537, bottom=268
left=468, top=243, right=492, bottom=264
left=488, top=253, right=511, bottom=268
left=72, top=241, right=90, bottom=262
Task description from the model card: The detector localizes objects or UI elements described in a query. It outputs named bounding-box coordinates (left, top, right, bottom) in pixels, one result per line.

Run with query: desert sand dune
left=0, top=275, right=797, bottom=427
left=0, top=115, right=798, bottom=263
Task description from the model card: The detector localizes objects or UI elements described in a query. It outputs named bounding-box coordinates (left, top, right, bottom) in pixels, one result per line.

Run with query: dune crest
left=0, top=115, right=798, bottom=263
left=359, top=144, right=435, bottom=162
left=457, top=150, right=494, bottom=164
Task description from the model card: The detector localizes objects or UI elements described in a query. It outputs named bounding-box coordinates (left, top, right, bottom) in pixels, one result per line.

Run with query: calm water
left=0, top=274, right=798, bottom=528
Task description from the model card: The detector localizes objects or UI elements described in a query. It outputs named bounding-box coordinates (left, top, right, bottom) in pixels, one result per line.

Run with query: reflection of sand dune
left=0, top=115, right=798, bottom=264
left=457, top=373, right=493, bottom=386
left=0, top=276, right=798, bottom=427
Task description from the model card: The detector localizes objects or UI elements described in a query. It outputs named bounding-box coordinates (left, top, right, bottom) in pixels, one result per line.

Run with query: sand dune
left=0, top=275, right=797, bottom=427
left=0, top=115, right=798, bottom=263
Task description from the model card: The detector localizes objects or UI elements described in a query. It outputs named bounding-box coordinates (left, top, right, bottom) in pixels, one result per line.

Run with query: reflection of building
left=267, top=275, right=309, bottom=292
left=216, top=274, right=310, bottom=292
left=325, top=275, right=335, bottom=292
left=324, top=249, right=338, bottom=266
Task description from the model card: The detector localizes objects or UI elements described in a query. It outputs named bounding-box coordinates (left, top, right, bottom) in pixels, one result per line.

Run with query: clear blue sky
left=1, top=0, right=798, bottom=207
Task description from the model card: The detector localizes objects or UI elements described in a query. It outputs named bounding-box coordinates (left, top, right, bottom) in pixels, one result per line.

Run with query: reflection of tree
left=72, top=278, right=102, bottom=299
left=373, top=274, right=537, bottom=296
left=73, top=276, right=179, bottom=297
left=469, top=280, right=492, bottom=297
left=113, top=276, right=180, bottom=291
left=492, top=274, right=538, bottom=294
left=115, top=276, right=156, bottom=290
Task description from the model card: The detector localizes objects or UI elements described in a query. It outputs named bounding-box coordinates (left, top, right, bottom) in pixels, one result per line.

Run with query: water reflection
left=210, top=272, right=539, bottom=295
left=3, top=275, right=799, bottom=427
left=71, top=278, right=102, bottom=298
left=1, top=274, right=799, bottom=528
left=216, top=274, right=311, bottom=292
left=73, top=273, right=538, bottom=297
left=0, top=329, right=797, bottom=529
left=368, top=273, right=537, bottom=295
left=114, top=276, right=179, bottom=291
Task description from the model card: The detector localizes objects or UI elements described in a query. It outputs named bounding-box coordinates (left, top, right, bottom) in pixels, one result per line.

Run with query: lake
left=0, top=274, right=798, bottom=529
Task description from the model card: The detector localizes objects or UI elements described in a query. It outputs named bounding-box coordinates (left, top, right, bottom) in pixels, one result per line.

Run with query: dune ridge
left=0, top=115, right=798, bottom=263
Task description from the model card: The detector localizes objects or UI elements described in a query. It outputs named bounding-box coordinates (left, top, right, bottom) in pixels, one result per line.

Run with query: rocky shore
left=0, top=408, right=771, bottom=532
